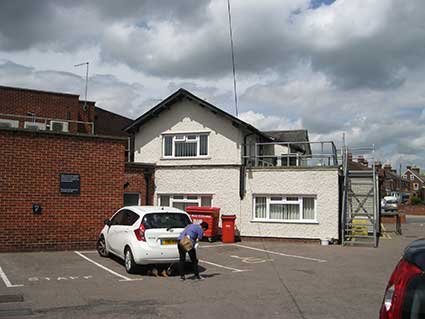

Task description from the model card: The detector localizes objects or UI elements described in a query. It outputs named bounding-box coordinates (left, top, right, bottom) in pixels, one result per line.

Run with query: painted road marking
left=230, top=255, right=274, bottom=264
left=200, top=244, right=235, bottom=248
left=28, top=276, right=93, bottom=282
left=199, top=259, right=250, bottom=273
left=76, top=250, right=98, bottom=254
left=234, top=244, right=327, bottom=263
left=74, top=251, right=143, bottom=282
left=0, top=267, right=24, bottom=288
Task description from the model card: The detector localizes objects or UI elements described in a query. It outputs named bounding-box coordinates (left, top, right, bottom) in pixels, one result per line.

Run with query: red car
left=380, top=239, right=425, bottom=319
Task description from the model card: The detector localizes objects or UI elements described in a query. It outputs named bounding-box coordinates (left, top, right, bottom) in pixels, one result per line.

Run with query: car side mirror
left=104, top=219, right=111, bottom=226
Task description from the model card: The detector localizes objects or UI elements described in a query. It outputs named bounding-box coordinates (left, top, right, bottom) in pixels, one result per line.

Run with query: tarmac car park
left=1, top=216, right=424, bottom=319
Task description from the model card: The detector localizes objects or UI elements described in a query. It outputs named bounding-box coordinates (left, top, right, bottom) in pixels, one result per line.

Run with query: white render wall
left=240, top=168, right=340, bottom=240
left=154, top=166, right=241, bottom=215
left=155, top=166, right=340, bottom=241
left=134, top=99, right=251, bottom=166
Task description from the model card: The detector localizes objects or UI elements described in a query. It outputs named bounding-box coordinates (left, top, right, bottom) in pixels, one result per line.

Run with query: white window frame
left=0, top=119, right=19, bottom=128
left=410, top=175, right=415, bottom=181
left=252, top=195, right=317, bottom=223
left=157, top=194, right=213, bottom=208
left=162, top=133, right=209, bottom=159
left=402, top=175, right=407, bottom=180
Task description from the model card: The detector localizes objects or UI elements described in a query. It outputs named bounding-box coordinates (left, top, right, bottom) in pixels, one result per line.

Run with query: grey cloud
left=3, top=0, right=425, bottom=92
left=0, top=60, right=144, bottom=118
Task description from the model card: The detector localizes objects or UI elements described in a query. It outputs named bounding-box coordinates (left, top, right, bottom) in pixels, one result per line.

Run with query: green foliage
left=411, top=196, right=423, bottom=205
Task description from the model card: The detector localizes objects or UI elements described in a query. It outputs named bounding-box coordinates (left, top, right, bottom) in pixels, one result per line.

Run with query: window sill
left=250, top=219, right=319, bottom=225
left=160, top=157, right=211, bottom=160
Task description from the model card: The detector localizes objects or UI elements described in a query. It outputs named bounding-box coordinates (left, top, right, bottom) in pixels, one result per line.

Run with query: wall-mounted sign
left=32, top=204, right=43, bottom=214
left=60, top=173, right=80, bottom=195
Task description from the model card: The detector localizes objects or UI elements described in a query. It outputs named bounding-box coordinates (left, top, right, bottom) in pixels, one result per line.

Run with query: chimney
left=384, top=164, right=392, bottom=172
left=357, top=155, right=368, bottom=167
left=406, top=165, right=412, bottom=170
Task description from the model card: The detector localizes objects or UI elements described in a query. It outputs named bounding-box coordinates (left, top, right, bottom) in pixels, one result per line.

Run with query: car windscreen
left=402, top=275, right=425, bottom=319
left=142, top=213, right=191, bottom=229
left=386, top=200, right=398, bottom=204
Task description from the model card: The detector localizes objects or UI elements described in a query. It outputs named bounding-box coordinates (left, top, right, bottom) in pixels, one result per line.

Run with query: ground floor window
left=158, top=194, right=213, bottom=210
left=124, top=193, right=140, bottom=206
left=253, top=195, right=316, bottom=222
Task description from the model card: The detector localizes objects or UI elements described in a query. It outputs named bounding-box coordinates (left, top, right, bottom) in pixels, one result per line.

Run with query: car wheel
left=96, top=236, right=109, bottom=257
left=124, top=247, right=137, bottom=274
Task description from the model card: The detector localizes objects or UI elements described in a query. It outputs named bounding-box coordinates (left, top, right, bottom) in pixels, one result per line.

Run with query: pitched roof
left=263, top=130, right=311, bottom=155
left=402, top=168, right=425, bottom=183
left=123, top=88, right=271, bottom=140
left=348, top=160, right=372, bottom=171
left=94, top=106, right=133, bottom=137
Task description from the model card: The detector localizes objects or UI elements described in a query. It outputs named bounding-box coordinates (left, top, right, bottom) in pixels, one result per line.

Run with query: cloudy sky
left=1, top=0, right=425, bottom=170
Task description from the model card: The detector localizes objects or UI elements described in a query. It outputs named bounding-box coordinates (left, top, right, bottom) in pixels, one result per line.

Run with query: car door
left=107, top=210, right=126, bottom=256
left=114, top=210, right=139, bottom=255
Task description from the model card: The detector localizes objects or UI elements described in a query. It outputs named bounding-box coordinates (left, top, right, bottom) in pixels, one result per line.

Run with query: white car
left=96, top=206, right=192, bottom=273
left=381, top=196, right=398, bottom=212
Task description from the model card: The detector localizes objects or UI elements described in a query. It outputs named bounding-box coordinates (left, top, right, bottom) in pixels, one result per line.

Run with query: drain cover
left=0, top=295, right=24, bottom=303
left=0, top=309, right=33, bottom=317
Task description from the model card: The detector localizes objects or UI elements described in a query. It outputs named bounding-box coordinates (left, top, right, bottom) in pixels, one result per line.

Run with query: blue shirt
left=178, top=224, right=204, bottom=245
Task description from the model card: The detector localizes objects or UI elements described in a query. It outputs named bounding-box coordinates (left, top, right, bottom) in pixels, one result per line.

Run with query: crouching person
left=177, top=222, right=209, bottom=280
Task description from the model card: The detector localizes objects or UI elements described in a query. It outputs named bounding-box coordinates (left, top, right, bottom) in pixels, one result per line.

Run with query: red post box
left=221, top=214, right=236, bottom=243
left=185, top=206, right=220, bottom=242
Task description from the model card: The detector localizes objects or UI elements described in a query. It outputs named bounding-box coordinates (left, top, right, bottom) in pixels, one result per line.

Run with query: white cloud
left=239, top=110, right=302, bottom=131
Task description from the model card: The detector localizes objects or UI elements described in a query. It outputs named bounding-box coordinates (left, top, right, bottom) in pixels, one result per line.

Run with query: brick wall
left=399, top=204, right=425, bottom=215
left=124, top=164, right=155, bottom=205
left=0, top=128, right=126, bottom=252
left=0, top=86, right=95, bottom=134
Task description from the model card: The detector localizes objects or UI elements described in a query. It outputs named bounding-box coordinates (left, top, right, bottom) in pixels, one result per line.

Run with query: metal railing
left=242, top=141, right=338, bottom=168
left=0, top=113, right=95, bottom=134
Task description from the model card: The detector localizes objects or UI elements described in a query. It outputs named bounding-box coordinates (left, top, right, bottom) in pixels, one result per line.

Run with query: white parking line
left=74, top=251, right=143, bottom=282
left=199, top=244, right=236, bottom=248
left=199, top=259, right=250, bottom=273
left=76, top=250, right=98, bottom=254
left=0, top=266, right=24, bottom=288
left=233, top=244, right=327, bottom=263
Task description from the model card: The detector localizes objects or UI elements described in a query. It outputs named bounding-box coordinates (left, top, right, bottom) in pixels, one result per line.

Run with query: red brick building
left=402, top=166, right=425, bottom=201
left=0, top=86, right=154, bottom=252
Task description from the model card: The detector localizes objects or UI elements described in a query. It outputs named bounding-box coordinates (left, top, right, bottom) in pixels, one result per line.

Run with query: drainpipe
left=144, top=168, right=153, bottom=205
left=240, top=132, right=257, bottom=199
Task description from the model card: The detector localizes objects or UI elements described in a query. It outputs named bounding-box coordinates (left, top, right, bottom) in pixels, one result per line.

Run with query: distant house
left=402, top=166, right=425, bottom=201
left=376, top=163, right=410, bottom=200
left=125, top=88, right=340, bottom=241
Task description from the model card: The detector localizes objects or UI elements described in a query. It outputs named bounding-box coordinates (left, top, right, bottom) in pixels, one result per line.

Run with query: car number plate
left=161, top=239, right=177, bottom=245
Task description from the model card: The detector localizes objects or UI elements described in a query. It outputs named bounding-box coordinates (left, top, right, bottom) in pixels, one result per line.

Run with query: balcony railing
left=0, top=113, right=94, bottom=134
left=242, top=141, right=338, bottom=168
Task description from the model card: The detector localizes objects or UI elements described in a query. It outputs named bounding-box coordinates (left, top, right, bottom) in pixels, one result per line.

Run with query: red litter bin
left=221, top=214, right=236, bottom=243
left=185, top=206, right=220, bottom=242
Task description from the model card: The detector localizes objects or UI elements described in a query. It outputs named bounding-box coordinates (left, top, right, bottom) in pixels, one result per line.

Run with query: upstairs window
left=163, top=134, right=209, bottom=158
left=410, top=175, right=415, bottom=181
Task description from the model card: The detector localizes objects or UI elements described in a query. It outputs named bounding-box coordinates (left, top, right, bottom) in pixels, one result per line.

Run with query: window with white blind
left=158, top=194, right=213, bottom=211
left=163, top=133, right=209, bottom=158
left=253, top=195, right=317, bottom=222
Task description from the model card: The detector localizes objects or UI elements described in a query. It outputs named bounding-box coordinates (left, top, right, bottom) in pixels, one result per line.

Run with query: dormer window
left=163, top=133, right=209, bottom=158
